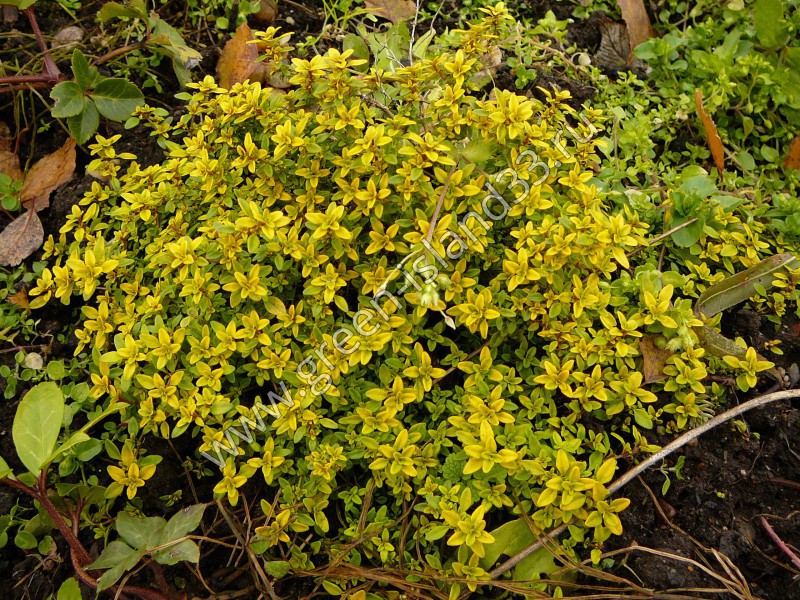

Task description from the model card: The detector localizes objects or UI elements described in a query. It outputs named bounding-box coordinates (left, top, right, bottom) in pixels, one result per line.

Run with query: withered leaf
left=0, top=210, right=44, bottom=267
left=639, top=335, right=673, bottom=384
left=0, top=121, right=12, bottom=151
left=217, top=23, right=260, bottom=89
left=20, top=138, right=76, bottom=212
left=694, top=89, right=725, bottom=174
left=0, top=150, right=23, bottom=181
left=616, top=0, right=653, bottom=50
left=364, top=0, right=416, bottom=23
left=784, top=133, right=800, bottom=170
left=7, top=288, right=29, bottom=310
left=595, top=17, right=632, bottom=69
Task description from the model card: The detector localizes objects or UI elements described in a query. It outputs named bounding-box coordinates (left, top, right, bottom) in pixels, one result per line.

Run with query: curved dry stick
left=489, top=388, right=800, bottom=579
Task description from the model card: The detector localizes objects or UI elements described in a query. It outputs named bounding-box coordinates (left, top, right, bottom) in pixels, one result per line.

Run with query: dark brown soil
left=606, top=396, right=800, bottom=599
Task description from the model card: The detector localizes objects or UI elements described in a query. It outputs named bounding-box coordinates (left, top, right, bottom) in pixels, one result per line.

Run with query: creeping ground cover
left=0, top=0, right=799, bottom=598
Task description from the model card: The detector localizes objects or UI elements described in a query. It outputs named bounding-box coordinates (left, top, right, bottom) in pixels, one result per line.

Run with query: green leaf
left=0, top=0, right=37, bottom=9
left=51, top=82, right=86, bottom=119
left=633, top=408, right=653, bottom=429
left=68, top=100, right=100, bottom=144
left=117, top=512, right=166, bottom=550
left=412, top=28, right=436, bottom=60
left=153, top=539, right=200, bottom=565
left=149, top=18, right=202, bottom=67
left=480, top=518, right=537, bottom=569
left=462, top=138, right=497, bottom=165
left=681, top=174, right=717, bottom=198
left=48, top=431, right=90, bottom=464
left=754, top=0, right=788, bottom=48
left=670, top=216, right=704, bottom=248
left=90, top=78, right=144, bottom=121
left=160, top=504, right=206, bottom=543
left=71, top=49, right=98, bottom=91
left=343, top=34, right=370, bottom=72
left=694, top=253, right=796, bottom=375
left=321, top=580, right=344, bottom=595
left=46, top=360, right=65, bottom=381
left=694, top=253, right=797, bottom=318
left=0, top=456, right=11, bottom=478
left=98, top=0, right=147, bottom=22
left=264, top=560, right=292, bottom=578
left=56, top=578, right=82, bottom=600
left=14, top=530, right=37, bottom=549
left=89, top=540, right=143, bottom=591
left=512, top=547, right=558, bottom=583
left=425, top=525, right=450, bottom=542
left=11, top=382, right=65, bottom=474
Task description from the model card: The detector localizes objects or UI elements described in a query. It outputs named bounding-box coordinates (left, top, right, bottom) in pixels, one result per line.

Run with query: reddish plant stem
left=760, top=516, right=800, bottom=571
left=22, top=7, right=61, bottom=80
left=0, top=73, right=61, bottom=85
left=0, top=79, right=58, bottom=94
left=0, top=6, right=64, bottom=94
left=0, top=475, right=172, bottom=600
left=36, top=474, right=93, bottom=566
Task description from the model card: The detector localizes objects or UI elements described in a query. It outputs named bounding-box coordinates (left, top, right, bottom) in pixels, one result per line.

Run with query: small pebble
left=51, top=26, right=84, bottom=50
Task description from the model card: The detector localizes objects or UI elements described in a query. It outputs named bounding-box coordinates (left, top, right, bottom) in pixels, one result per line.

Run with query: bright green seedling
left=50, top=49, right=144, bottom=144
left=88, top=504, right=206, bottom=591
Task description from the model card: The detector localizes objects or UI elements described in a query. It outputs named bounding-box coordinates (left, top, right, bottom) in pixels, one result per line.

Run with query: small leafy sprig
left=51, top=50, right=144, bottom=143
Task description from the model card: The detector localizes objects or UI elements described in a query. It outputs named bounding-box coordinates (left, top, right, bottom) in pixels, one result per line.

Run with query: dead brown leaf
left=7, top=288, right=29, bottom=310
left=0, top=150, right=23, bottom=182
left=595, top=17, right=632, bottom=68
left=364, top=0, right=416, bottom=23
left=616, top=0, right=653, bottom=50
left=20, top=138, right=76, bottom=211
left=0, top=210, right=44, bottom=267
left=694, top=89, right=725, bottom=174
left=784, top=134, right=800, bottom=170
left=217, top=23, right=260, bottom=89
left=0, top=121, right=12, bottom=151
left=639, top=335, right=673, bottom=384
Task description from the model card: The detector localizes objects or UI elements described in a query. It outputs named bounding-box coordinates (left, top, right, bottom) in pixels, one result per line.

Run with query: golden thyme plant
left=28, top=3, right=791, bottom=595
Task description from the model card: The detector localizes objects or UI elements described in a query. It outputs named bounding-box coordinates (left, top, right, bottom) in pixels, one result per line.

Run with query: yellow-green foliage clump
left=28, top=3, right=784, bottom=594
